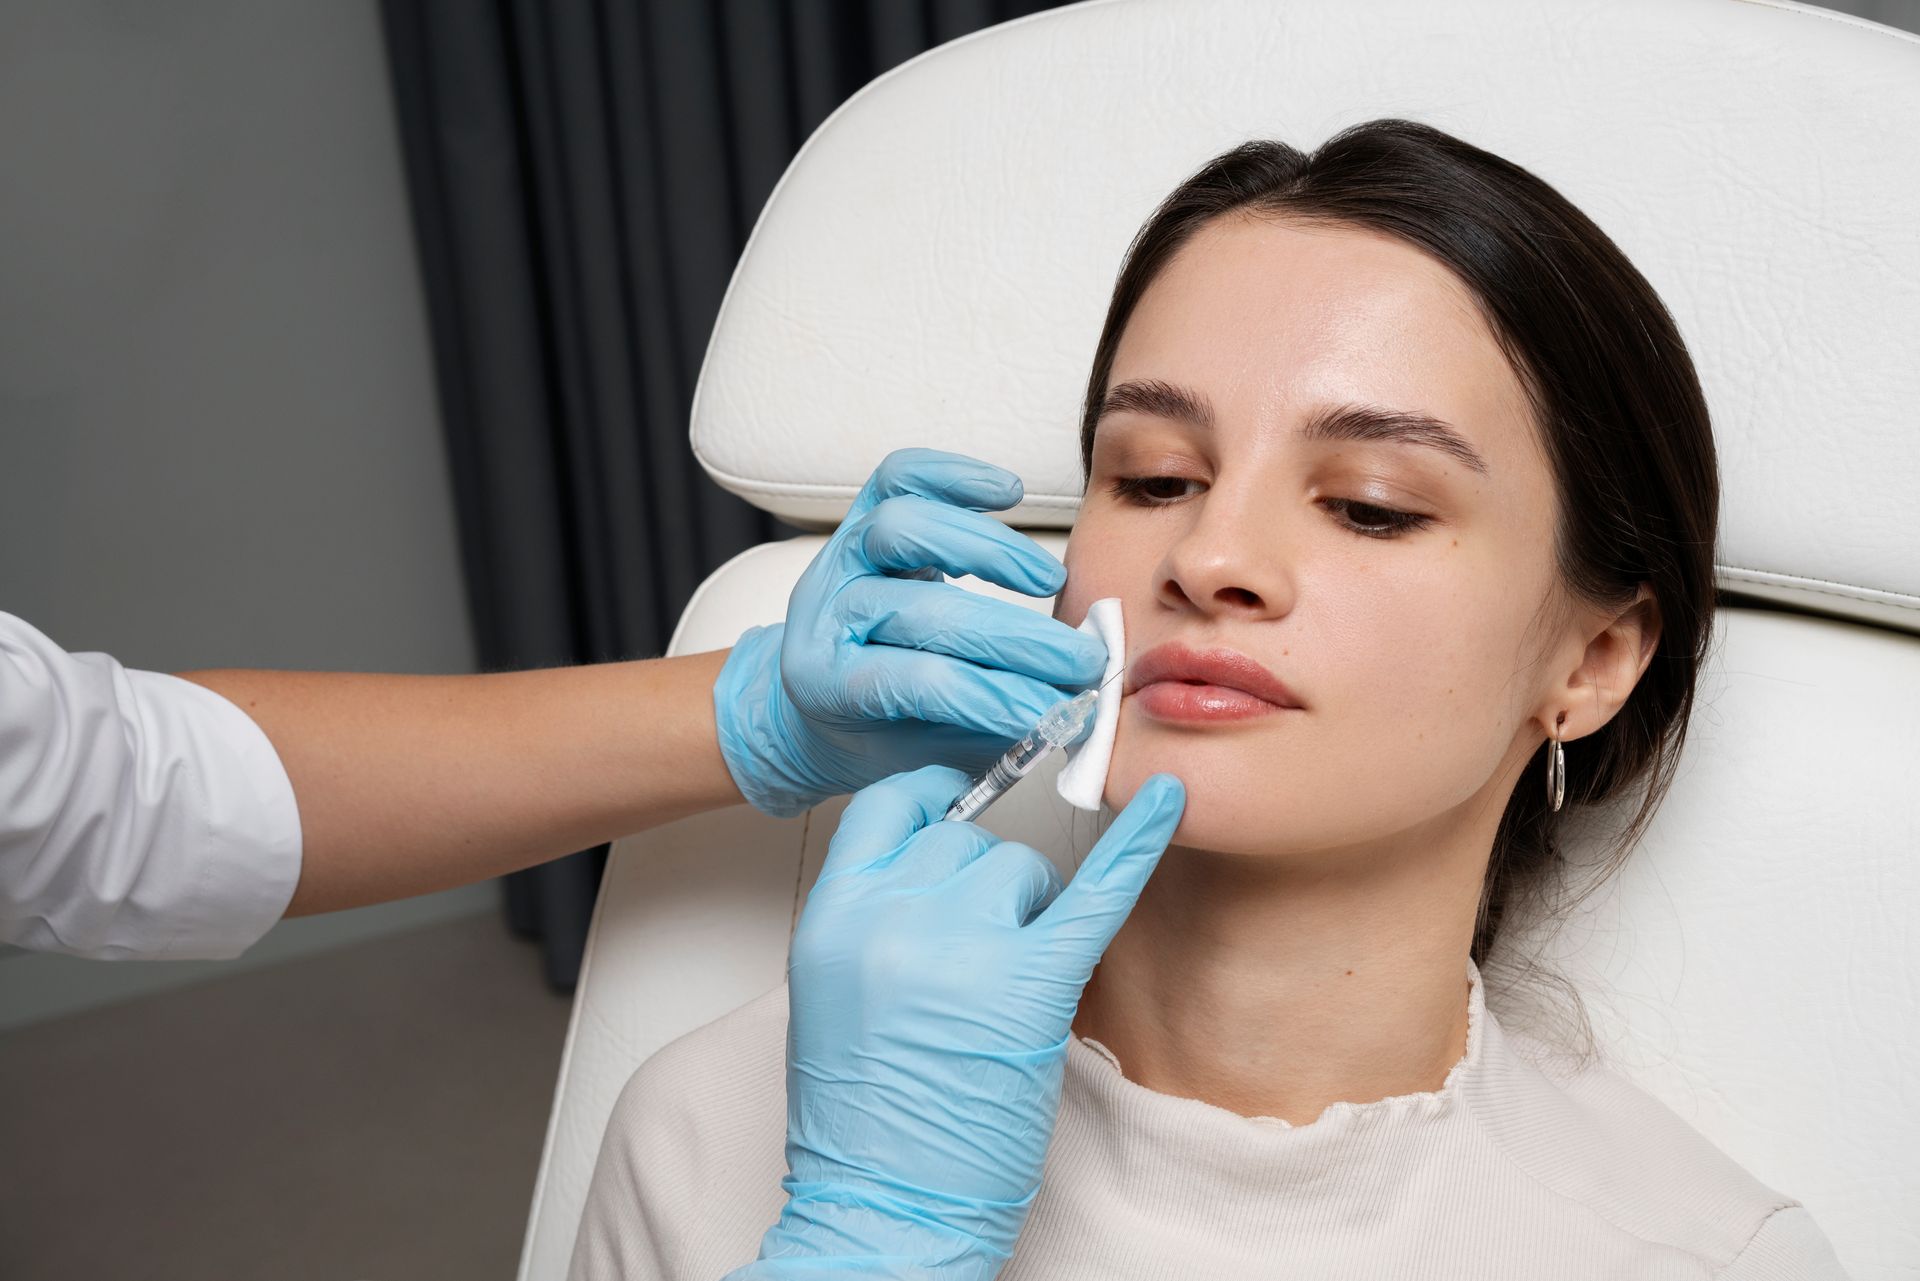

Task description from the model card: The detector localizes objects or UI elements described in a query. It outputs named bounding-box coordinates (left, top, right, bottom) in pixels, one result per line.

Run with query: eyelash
left=1106, top=475, right=1433, bottom=540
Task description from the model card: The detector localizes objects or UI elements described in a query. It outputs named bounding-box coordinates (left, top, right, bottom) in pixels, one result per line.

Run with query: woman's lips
left=1135, top=681, right=1291, bottom=722
left=1126, top=641, right=1305, bottom=724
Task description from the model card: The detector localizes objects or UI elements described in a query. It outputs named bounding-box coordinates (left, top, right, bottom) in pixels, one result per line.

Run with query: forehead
left=1105, top=213, right=1539, bottom=470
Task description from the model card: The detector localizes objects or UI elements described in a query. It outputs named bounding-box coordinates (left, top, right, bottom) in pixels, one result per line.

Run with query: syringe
left=943, top=687, right=1100, bottom=823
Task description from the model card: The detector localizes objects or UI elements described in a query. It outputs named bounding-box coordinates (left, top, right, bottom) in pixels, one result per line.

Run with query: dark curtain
left=378, top=0, right=1064, bottom=990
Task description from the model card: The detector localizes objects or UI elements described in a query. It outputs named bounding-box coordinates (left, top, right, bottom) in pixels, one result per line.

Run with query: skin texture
left=1056, top=213, right=1659, bottom=1123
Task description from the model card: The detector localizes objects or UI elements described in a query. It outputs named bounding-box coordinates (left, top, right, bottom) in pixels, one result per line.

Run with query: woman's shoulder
left=602, top=980, right=791, bottom=1172
left=1474, top=1018, right=1848, bottom=1277
left=618, top=981, right=792, bottom=1118
left=568, top=984, right=791, bottom=1281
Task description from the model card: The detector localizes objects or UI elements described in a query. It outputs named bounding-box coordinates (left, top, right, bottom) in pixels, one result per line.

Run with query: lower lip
left=1134, top=681, right=1296, bottom=722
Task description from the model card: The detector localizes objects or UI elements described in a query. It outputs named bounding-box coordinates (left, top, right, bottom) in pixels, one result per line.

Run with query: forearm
left=177, top=650, right=741, bottom=916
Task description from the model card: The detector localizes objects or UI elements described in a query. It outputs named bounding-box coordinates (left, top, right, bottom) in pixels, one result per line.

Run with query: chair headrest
left=690, top=0, right=1920, bottom=633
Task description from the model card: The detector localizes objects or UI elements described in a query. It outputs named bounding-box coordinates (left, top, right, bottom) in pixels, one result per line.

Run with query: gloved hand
left=713, top=448, right=1108, bottom=818
left=727, top=765, right=1187, bottom=1280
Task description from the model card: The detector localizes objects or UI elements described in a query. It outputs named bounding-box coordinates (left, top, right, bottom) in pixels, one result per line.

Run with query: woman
left=568, top=120, right=1847, bottom=1278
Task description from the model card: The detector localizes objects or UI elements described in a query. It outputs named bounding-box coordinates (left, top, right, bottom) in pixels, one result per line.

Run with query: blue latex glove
left=713, top=448, right=1108, bottom=818
left=726, top=766, right=1187, bottom=1280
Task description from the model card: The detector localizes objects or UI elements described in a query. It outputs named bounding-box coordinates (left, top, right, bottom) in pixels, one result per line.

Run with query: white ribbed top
left=568, top=959, right=1849, bottom=1280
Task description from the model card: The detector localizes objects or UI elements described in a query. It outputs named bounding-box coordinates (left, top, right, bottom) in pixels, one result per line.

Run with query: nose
left=1153, top=482, right=1294, bottom=620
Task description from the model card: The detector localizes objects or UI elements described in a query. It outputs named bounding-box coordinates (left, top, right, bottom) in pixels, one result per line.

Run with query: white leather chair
left=515, top=2, right=1920, bottom=1277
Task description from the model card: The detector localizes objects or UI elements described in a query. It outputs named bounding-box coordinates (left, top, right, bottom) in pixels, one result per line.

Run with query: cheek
left=1051, top=562, right=1091, bottom=627
left=1328, top=588, right=1487, bottom=724
left=1055, top=514, right=1147, bottom=626
left=1315, top=540, right=1547, bottom=737
left=1100, top=560, right=1540, bottom=855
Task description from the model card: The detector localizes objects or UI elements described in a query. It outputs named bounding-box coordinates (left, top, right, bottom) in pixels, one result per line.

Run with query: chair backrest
left=517, top=2, right=1920, bottom=1278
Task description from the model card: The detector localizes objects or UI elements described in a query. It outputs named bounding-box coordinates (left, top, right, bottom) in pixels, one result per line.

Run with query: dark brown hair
left=1078, top=120, right=1719, bottom=978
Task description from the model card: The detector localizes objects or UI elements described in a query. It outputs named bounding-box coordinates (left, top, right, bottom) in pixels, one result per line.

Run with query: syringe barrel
left=943, top=733, right=1047, bottom=822
left=998, top=731, right=1051, bottom=774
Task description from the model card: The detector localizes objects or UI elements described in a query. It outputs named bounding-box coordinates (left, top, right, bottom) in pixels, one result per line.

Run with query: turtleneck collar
left=1054, top=954, right=1492, bottom=1198
left=1000, top=954, right=1791, bottom=1272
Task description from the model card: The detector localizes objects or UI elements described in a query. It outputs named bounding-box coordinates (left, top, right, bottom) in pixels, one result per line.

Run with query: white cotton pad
left=1056, top=597, right=1123, bottom=811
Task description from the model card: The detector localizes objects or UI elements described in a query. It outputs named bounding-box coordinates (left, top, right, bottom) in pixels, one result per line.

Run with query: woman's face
left=1058, top=213, right=1582, bottom=864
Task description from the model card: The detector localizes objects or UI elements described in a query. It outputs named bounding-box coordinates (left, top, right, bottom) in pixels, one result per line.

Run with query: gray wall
left=0, top=0, right=472, bottom=677
left=1827, top=0, right=1920, bottom=29
left=0, top=0, right=482, bottom=1020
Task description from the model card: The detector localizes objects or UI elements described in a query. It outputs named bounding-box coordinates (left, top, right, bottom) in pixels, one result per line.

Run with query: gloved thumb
left=1037, top=773, right=1185, bottom=969
left=819, top=765, right=973, bottom=881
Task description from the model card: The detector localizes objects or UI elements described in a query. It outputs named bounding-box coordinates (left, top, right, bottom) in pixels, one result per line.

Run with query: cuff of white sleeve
left=125, top=671, right=304, bottom=961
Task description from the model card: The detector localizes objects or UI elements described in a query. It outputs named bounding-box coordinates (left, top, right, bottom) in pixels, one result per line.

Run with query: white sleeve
left=0, top=611, right=303, bottom=960
left=1716, top=1205, right=1852, bottom=1280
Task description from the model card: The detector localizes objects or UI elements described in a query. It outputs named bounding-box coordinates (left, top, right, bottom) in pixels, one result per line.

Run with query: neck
left=1071, top=826, right=1485, bottom=1124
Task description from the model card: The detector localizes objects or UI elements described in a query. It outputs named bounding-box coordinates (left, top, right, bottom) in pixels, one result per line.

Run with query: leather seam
left=1732, top=0, right=1920, bottom=46
left=1716, top=566, right=1920, bottom=614
left=693, top=455, right=1082, bottom=509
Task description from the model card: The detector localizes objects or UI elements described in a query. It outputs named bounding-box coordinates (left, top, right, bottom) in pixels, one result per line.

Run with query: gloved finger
left=844, top=447, right=1025, bottom=523
left=1038, top=774, right=1185, bottom=965
left=952, top=840, right=1065, bottom=926
left=841, top=576, right=1106, bottom=688
left=853, top=495, right=1066, bottom=598
left=846, top=647, right=1077, bottom=744
left=820, top=765, right=974, bottom=881
left=874, top=820, right=999, bottom=891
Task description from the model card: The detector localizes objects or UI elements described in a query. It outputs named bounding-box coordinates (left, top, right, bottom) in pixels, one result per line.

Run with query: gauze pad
left=1056, top=597, right=1123, bottom=811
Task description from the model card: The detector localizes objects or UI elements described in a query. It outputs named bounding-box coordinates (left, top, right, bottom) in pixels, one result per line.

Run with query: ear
left=1551, top=585, right=1661, bottom=740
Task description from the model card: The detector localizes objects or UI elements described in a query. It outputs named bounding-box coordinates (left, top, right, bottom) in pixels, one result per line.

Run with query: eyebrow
left=1097, top=378, right=1492, bottom=477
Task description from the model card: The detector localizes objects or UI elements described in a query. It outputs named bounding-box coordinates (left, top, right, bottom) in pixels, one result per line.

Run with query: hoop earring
left=1546, top=712, right=1566, bottom=814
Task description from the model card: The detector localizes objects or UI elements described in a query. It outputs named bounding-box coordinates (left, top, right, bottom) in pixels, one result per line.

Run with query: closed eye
left=1108, top=475, right=1432, bottom=541
left=1321, top=498, right=1433, bottom=540
left=1107, top=475, right=1202, bottom=505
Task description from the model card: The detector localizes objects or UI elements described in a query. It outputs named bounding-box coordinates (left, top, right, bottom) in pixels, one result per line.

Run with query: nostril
left=1216, top=587, right=1261, bottom=610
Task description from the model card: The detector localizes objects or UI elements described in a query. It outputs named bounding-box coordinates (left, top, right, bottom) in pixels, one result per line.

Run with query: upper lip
left=1125, top=641, right=1306, bottom=709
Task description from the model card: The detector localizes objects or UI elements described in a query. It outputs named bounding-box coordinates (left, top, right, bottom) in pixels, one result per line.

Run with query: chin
left=1100, top=706, right=1299, bottom=844
left=1100, top=754, right=1277, bottom=858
